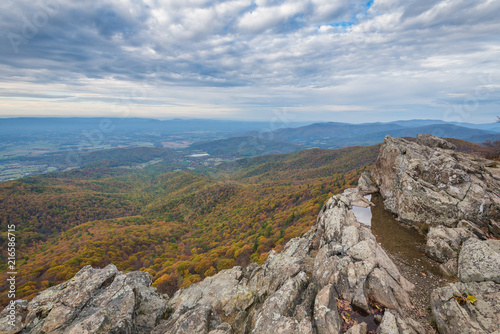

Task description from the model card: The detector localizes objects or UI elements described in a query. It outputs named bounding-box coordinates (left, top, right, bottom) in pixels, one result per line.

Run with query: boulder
left=458, top=238, right=500, bottom=284
left=431, top=281, right=500, bottom=334
left=313, top=285, right=342, bottom=334
left=371, top=135, right=500, bottom=236
left=1, top=265, right=167, bottom=334
left=345, top=322, right=367, bottom=334
left=252, top=272, right=314, bottom=334
left=376, top=310, right=425, bottom=334
left=357, top=172, right=379, bottom=195
left=425, top=226, right=474, bottom=275
left=416, top=133, right=457, bottom=150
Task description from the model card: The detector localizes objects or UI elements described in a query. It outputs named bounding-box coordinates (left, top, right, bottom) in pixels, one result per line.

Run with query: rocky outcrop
left=1, top=182, right=422, bottom=334
left=431, top=238, right=500, bottom=334
left=372, top=135, right=500, bottom=236
left=371, top=135, right=500, bottom=333
left=3, top=134, right=499, bottom=334
left=152, top=184, right=420, bottom=334
left=425, top=226, right=474, bottom=276
left=425, top=242, right=500, bottom=333
left=431, top=281, right=500, bottom=334
left=0, top=265, right=167, bottom=334
left=458, top=238, right=500, bottom=284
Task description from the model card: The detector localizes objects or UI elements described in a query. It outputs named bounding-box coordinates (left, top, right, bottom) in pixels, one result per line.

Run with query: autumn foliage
left=0, top=145, right=380, bottom=305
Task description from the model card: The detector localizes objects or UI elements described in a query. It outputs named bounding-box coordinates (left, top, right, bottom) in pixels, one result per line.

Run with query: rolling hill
left=0, top=144, right=378, bottom=306
left=266, top=122, right=499, bottom=148
left=187, top=136, right=301, bottom=157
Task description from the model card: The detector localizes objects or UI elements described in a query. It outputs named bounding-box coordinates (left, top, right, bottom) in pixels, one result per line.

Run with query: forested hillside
left=0, top=145, right=380, bottom=306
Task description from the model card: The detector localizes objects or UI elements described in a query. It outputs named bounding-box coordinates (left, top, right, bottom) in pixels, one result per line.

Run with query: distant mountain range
left=1, top=117, right=498, bottom=161
left=259, top=120, right=500, bottom=149
left=0, top=117, right=308, bottom=136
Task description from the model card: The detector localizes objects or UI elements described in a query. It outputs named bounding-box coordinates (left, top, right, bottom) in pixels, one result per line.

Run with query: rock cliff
left=1, top=134, right=499, bottom=334
left=371, top=134, right=500, bottom=236
left=372, top=135, right=500, bottom=334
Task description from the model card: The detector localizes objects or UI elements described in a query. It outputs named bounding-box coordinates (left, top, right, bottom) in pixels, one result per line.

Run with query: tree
left=483, top=140, right=500, bottom=159
left=217, top=259, right=235, bottom=271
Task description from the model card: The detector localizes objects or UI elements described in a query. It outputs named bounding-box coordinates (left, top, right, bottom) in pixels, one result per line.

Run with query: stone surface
left=0, top=300, right=28, bottom=334
left=431, top=281, right=500, bottom=334
left=313, top=285, right=342, bottom=334
left=6, top=135, right=500, bottom=333
left=152, top=305, right=222, bottom=334
left=376, top=310, right=425, bottom=334
left=431, top=232, right=500, bottom=334
left=357, top=172, right=379, bottom=195
left=425, top=226, right=475, bottom=276
left=1, top=183, right=417, bottom=334
left=457, top=220, right=487, bottom=240
left=345, top=322, right=367, bottom=334
left=377, top=310, right=398, bottom=334
left=1, top=265, right=167, bottom=334
left=458, top=238, right=500, bottom=284
left=372, top=135, right=500, bottom=236
left=416, top=133, right=457, bottom=150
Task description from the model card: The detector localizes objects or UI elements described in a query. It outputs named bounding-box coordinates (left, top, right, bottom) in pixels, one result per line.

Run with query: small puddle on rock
left=350, top=194, right=373, bottom=226
left=350, top=193, right=442, bottom=276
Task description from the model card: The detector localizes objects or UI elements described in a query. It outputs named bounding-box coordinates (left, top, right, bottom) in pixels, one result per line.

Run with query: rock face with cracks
left=371, top=134, right=500, bottom=237
left=428, top=236, right=500, bottom=334
left=1, top=180, right=421, bottom=334
left=2, top=134, right=499, bottom=334
left=372, top=135, right=500, bottom=334
left=0, top=265, right=168, bottom=334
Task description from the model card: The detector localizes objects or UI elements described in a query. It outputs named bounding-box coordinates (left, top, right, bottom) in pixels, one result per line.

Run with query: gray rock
left=431, top=281, right=500, bottom=334
left=458, top=238, right=500, bottom=283
left=366, top=268, right=412, bottom=311
left=376, top=310, right=424, bottom=334
left=346, top=322, right=367, bottom=334
left=371, top=135, right=500, bottom=236
left=457, top=220, right=487, bottom=240
left=358, top=172, right=379, bottom=195
left=425, top=226, right=475, bottom=276
left=209, top=322, right=233, bottom=334
left=416, top=133, right=457, bottom=150
left=440, top=258, right=458, bottom=277
left=152, top=305, right=222, bottom=334
left=313, top=285, right=342, bottom=334
left=377, top=310, right=398, bottom=334
left=489, top=219, right=500, bottom=236
left=252, top=272, right=313, bottom=334
left=425, top=226, right=473, bottom=263
left=168, top=266, right=249, bottom=319
left=3, top=265, right=167, bottom=334
left=0, top=300, right=28, bottom=334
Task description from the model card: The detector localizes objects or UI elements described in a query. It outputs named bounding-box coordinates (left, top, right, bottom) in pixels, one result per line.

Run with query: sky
left=0, top=0, right=499, bottom=123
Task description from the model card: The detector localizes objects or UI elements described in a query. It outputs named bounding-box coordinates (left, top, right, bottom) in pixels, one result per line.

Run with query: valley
left=1, top=118, right=499, bottom=182
left=0, top=118, right=498, bottom=333
left=0, top=143, right=379, bottom=306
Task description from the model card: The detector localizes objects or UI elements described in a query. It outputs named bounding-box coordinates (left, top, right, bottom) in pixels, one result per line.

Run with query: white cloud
left=238, top=0, right=307, bottom=33
left=0, top=0, right=499, bottom=122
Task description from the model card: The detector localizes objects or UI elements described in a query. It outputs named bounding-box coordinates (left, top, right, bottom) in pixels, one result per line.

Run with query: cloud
left=0, top=0, right=499, bottom=123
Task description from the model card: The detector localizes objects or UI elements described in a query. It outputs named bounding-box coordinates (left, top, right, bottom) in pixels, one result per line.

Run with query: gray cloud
left=0, top=0, right=499, bottom=123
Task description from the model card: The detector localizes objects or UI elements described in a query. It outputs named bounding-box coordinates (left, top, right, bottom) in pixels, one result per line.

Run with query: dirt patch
left=369, top=193, right=454, bottom=333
